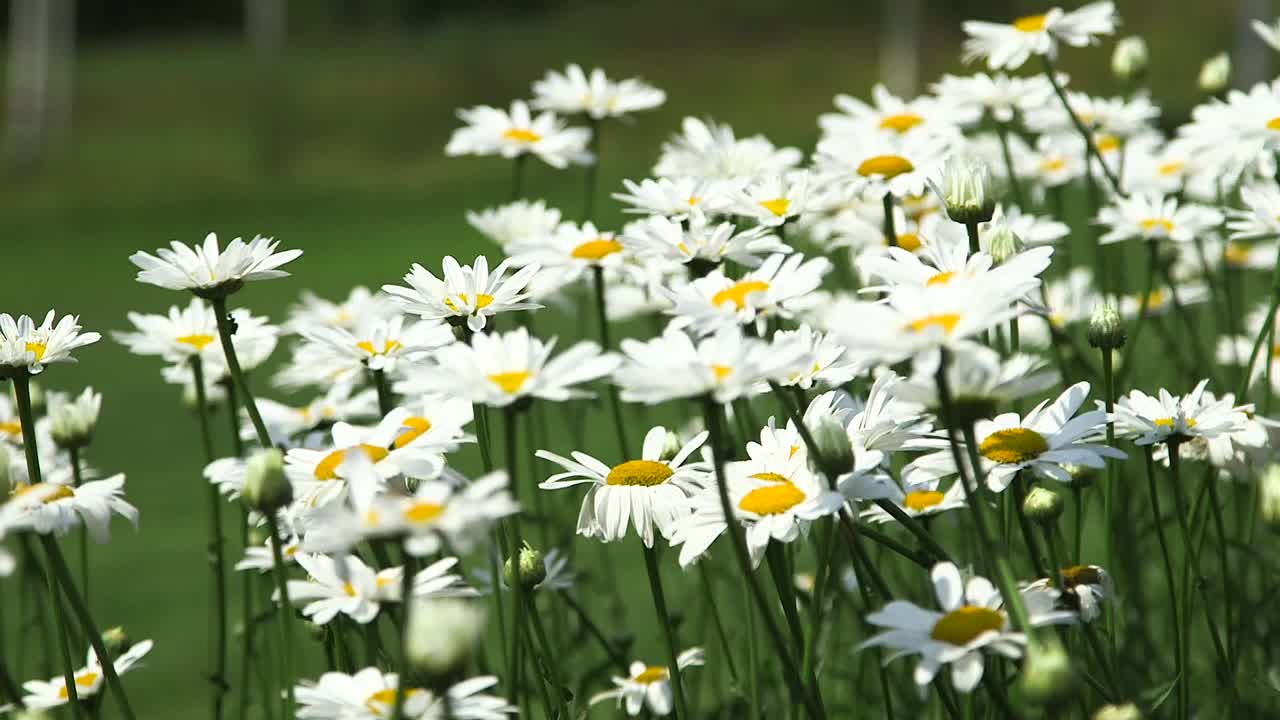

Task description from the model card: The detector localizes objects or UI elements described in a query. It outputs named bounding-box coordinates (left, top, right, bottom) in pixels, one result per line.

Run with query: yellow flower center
left=907, top=314, right=961, bottom=334
left=711, top=364, right=733, bottom=381
left=687, top=196, right=700, bottom=206
left=1060, top=564, right=1103, bottom=588
left=879, top=113, right=925, bottom=133
left=343, top=582, right=357, bottom=597
left=1041, top=157, right=1066, bottom=172
left=1013, top=13, right=1048, bottom=32
left=758, top=197, right=791, bottom=217
left=314, top=444, right=391, bottom=481
left=0, top=421, right=21, bottom=438
left=12, top=482, right=74, bottom=503
left=930, top=605, right=1005, bottom=645
left=633, top=666, right=669, bottom=684
left=570, top=238, right=623, bottom=261
left=738, top=480, right=807, bottom=515
left=857, top=154, right=915, bottom=179
left=503, top=128, right=542, bottom=143
left=1157, top=161, right=1185, bottom=176
left=1267, top=117, right=1280, bottom=131
left=1144, top=289, right=1166, bottom=308
left=926, top=271, right=958, bottom=287
left=488, top=370, right=532, bottom=395
left=1139, top=218, right=1174, bottom=235
left=979, top=427, right=1049, bottom=464
left=24, top=342, right=47, bottom=361
left=712, top=280, right=771, bottom=310
left=750, top=471, right=791, bottom=483
left=356, top=339, right=402, bottom=357
left=1095, top=135, right=1121, bottom=153
left=903, top=490, right=946, bottom=512
left=403, top=501, right=445, bottom=524
left=443, top=293, right=495, bottom=313
left=896, top=233, right=924, bottom=252
left=57, top=671, right=100, bottom=699
left=606, top=459, right=674, bottom=487
left=393, top=416, right=433, bottom=449
left=176, top=334, right=216, bottom=350
left=1225, top=243, right=1252, bottom=267
left=1153, top=416, right=1196, bottom=429
left=366, top=687, right=421, bottom=712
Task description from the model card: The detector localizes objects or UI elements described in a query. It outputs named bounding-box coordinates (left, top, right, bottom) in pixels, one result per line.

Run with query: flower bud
left=407, top=598, right=486, bottom=678
left=1199, top=53, right=1231, bottom=94
left=101, top=626, right=131, bottom=657
left=657, top=430, right=684, bottom=463
left=503, top=543, right=546, bottom=589
left=1023, top=486, right=1064, bottom=525
left=48, top=388, right=101, bottom=451
left=1087, top=303, right=1126, bottom=350
left=1067, top=464, right=1098, bottom=488
left=1093, top=703, right=1143, bottom=720
left=939, top=155, right=996, bottom=225
left=812, top=417, right=855, bottom=477
left=246, top=525, right=269, bottom=547
left=1019, top=636, right=1078, bottom=705
left=1111, top=36, right=1149, bottom=83
left=1260, top=464, right=1280, bottom=531
left=986, top=223, right=1024, bottom=266
left=243, top=448, right=292, bottom=512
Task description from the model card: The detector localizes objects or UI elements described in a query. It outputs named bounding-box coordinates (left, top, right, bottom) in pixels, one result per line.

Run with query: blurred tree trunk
left=5, top=0, right=75, bottom=167
left=879, top=0, right=921, bottom=98
left=247, top=0, right=289, bottom=176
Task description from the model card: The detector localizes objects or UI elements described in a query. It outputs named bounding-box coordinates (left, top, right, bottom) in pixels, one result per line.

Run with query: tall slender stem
left=641, top=544, right=690, bottom=719
left=882, top=193, right=898, bottom=248
left=590, top=265, right=631, bottom=458
left=210, top=296, right=272, bottom=448
left=1117, top=242, right=1159, bottom=388
left=67, top=446, right=89, bottom=603
left=500, top=408, right=527, bottom=709
left=996, top=122, right=1026, bottom=208
left=1040, top=55, right=1124, bottom=197
left=392, top=545, right=418, bottom=720
left=263, top=513, right=296, bottom=718
left=372, top=368, right=394, bottom=416
left=43, top=544, right=84, bottom=718
left=192, top=355, right=229, bottom=720
left=1143, top=447, right=1184, bottom=720
left=964, top=221, right=980, bottom=256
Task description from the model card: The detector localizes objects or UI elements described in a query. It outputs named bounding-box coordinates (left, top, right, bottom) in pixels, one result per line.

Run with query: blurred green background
left=0, top=0, right=1272, bottom=715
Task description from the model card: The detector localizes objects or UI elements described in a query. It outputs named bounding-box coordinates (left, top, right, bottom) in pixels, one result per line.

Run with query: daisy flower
left=620, top=212, right=789, bottom=269
left=1026, top=565, right=1113, bottom=622
left=1096, top=193, right=1223, bottom=245
left=1015, top=267, right=1098, bottom=347
left=531, top=64, right=665, bottom=119
left=248, top=384, right=380, bottom=447
left=398, top=327, right=617, bottom=408
left=861, top=562, right=1073, bottom=695
left=894, top=346, right=1059, bottom=416
left=506, top=220, right=629, bottom=283
left=931, top=73, right=1056, bottom=125
left=726, top=172, right=809, bottom=227
left=589, top=648, right=705, bottom=717
left=1117, top=283, right=1210, bottom=320
left=284, top=286, right=398, bottom=335
left=1112, top=379, right=1252, bottom=445
left=465, top=199, right=563, bottom=249
left=819, top=83, right=971, bottom=141
left=1227, top=183, right=1280, bottom=241
left=284, top=553, right=474, bottom=625
left=1025, top=92, right=1159, bottom=141
left=21, top=639, right=154, bottom=710
left=665, top=253, right=831, bottom=336
left=613, top=176, right=735, bottom=219
left=771, top=325, right=861, bottom=391
left=235, top=530, right=302, bottom=573
left=536, top=426, right=709, bottom=547
left=0, top=311, right=100, bottom=375
left=382, top=256, right=540, bottom=333
left=814, top=127, right=950, bottom=198
left=654, top=116, right=801, bottom=181
left=297, top=315, right=454, bottom=384
left=856, top=228, right=1051, bottom=296
left=961, top=1, right=1118, bottom=70
left=445, top=100, right=591, bottom=169
left=113, top=298, right=219, bottom=362
left=614, top=327, right=808, bottom=405
left=8, top=474, right=139, bottom=542
left=295, top=669, right=515, bottom=720
left=46, top=387, right=101, bottom=450
left=1028, top=133, right=1087, bottom=187
left=862, top=476, right=969, bottom=524
left=980, top=205, right=1069, bottom=248
left=129, top=232, right=301, bottom=296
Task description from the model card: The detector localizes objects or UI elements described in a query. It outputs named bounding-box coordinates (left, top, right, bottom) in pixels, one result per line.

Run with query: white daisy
left=382, top=256, right=540, bottom=333
left=21, top=639, right=154, bottom=710
left=506, top=220, right=629, bottom=284
left=284, top=286, right=398, bottom=336
left=129, top=232, right=301, bottom=296
left=7, top=474, right=138, bottom=542
left=531, top=64, right=665, bottom=119
left=445, top=100, right=591, bottom=168
left=1112, top=379, right=1252, bottom=445
left=113, top=298, right=219, bottom=362
left=297, top=315, right=453, bottom=383
left=962, top=1, right=1118, bottom=70
left=0, top=311, right=101, bottom=375
left=665, top=253, right=831, bottom=336
left=613, top=176, right=735, bottom=219
left=1096, top=193, right=1223, bottom=245
left=589, top=648, right=705, bottom=717
left=294, top=669, right=515, bottom=720
left=931, top=73, right=1056, bottom=125
left=465, top=199, right=563, bottom=249
left=771, top=325, right=861, bottom=391
left=726, top=172, right=809, bottom=227
left=814, top=127, right=950, bottom=198
left=284, top=553, right=474, bottom=625
left=1026, top=564, right=1113, bottom=622
left=619, top=211, right=789, bottom=269
left=654, top=116, right=801, bottom=181
left=891, top=346, right=1060, bottom=412
left=819, top=83, right=971, bottom=141
left=861, top=476, right=969, bottom=524
left=1227, top=183, right=1280, bottom=241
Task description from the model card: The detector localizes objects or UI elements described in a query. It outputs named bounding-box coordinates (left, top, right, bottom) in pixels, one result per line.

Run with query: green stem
left=641, top=543, right=691, bottom=719
left=192, top=356, right=229, bottom=720
left=500, top=408, right=527, bottom=710
left=524, top=594, right=570, bottom=717
left=263, top=513, right=296, bottom=718
left=43, top=542, right=85, bottom=719
left=210, top=296, right=272, bottom=448
left=511, top=154, right=527, bottom=202
left=964, top=221, right=980, bottom=256
left=68, top=446, right=89, bottom=604
left=766, top=543, right=806, bottom=657
left=372, top=368, right=395, bottom=416
left=1117, top=242, right=1159, bottom=389
left=590, top=265, right=631, bottom=458
left=882, top=193, right=898, bottom=247
left=1040, top=55, right=1124, bottom=197
left=996, top=122, right=1026, bottom=208
left=1143, top=447, right=1185, bottom=720
left=556, top=589, right=629, bottom=672
left=1205, top=479, right=1237, bottom=679
left=391, top=546, right=418, bottom=720
left=1010, top=473, right=1048, bottom=578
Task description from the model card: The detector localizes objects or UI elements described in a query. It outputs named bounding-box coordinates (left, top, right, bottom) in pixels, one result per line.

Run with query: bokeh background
left=0, top=0, right=1274, bottom=715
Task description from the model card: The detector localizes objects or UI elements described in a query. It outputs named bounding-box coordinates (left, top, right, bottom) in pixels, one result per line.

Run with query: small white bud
left=939, top=155, right=996, bottom=225
left=1260, top=464, right=1280, bottom=531
left=1199, top=53, right=1231, bottom=94
left=1024, top=486, right=1065, bottom=524
left=47, top=387, right=101, bottom=450
left=1111, top=36, right=1149, bottom=82
left=1088, top=303, right=1126, bottom=350
left=812, top=418, right=855, bottom=477
left=243, top=448, right=291, bottom=512
left=1020, top=636, right=1078, bottom=704
left=986, top=223, right=1025, bottom=265
left=407, top=598, right=486, bottom=678
left=503, top=543, right=547, bottom=589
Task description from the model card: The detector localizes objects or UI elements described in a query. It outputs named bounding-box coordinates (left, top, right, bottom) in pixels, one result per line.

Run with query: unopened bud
left=1199, top=53, right=1231, bottom=94
left=243, top=448, right=292, bottom=512
left=1093, top=703, right=1143, bottom=720
left=503, top=543, right=546, bottom=589
left=407, top=598, right=486, bottom=678
left=813, top=418, right=855, bottom=477
left=1067, top=463, right=1099, bottom=488
left=246, top=525, right=269, bottom=547
left=48, top=388, right=101, bottom=450
left=986, top=223, right=1025, bottom=265
left=657, top=430, right=683, bottom=463
left=101, top=627, right=131, bottom=656
left=1261, top=464, right=1280, bottom=531
left=1023, top=486, right=1064, bottom=524
left=940, top=155, right=996, bottom=225
left=1111, top=37, right=1149, bottom=83
left=1020, top=636, right=1078, bottom=705
left=1088, top=303, right=1126, bottom=350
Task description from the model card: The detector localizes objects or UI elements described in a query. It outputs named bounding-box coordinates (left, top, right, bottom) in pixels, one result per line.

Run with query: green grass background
left=0, top=2, right=1262, bottom=715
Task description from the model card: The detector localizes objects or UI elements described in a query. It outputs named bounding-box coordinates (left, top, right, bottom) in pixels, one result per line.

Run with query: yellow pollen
left=1095, top=135, right=1121, bottom=153
left=1060, top=565, right=1103, bottom=588
left=1267, top=117, right=1280, bottom=131
left=606, top=459, right=674, bottom=487
left=738, top=480, right=806, bottom=515
left=879, top=113, right=925, bottom=133
left=712, top=280, right=770, bottom=310
left=788, top=445, right=801, bottom=459
left=570, top=238, right=623, bottom=261
left=1157, top=161, right=1185, bottom=176
left=393, top=416, right=433, bottom=449
left=356, top=339, right=402, bottom=356
left=12, top=482, right=74, bottom=503
left=285, top=544, right=299, bottom=557
left=1013, top=13, right=1048, bottom=32
left=176, top=333, right=216, bottom=350
left=978, top=427, right=1049, bottom=464
left=930, top=605, right=1005, bottom=645
left=375, top=576, right=392, bottom=588
left=502, top=128, right=542, bottom=143
left=366, top=687, right=420, bottom=710
left=857, top=154, right=915, bottom=179
left=895, top=233, right=924, bottom=252
left=1041, top=157, right=1066, bottom=172
left=711, top=364, right=733, bottom=381
left=750, top=472, right=791, bottom=484
left=314, top=444, right=390, bottom=481
left=904, top=490, right=946, bottom=512
left=1225, top=243, right=1252, bottom=266
left=57, top=671, right=100, bottom=699
left=687, top=196, right=700, bottom=206
left=926, top=271, right=958, bottom=287
left=907, top=314, right=961, bottom=334
left=403, top=501, right=445, bottom=524
left=443, top=293, right=495, bottom=313
left=1153, top=416, right=1196, bottom=429
left=759, top=197, right=791, bottom=217
left=343, top=582, right=357, bottom=597
left=0, top=421, right=21, bottom=438
left=633, top=666, right=669, bottom=684
left=1139, top=218, right=1174, bottom=235
left=24, top=342, right=47, bottom=361
left=1144, top=289, right=1166, bottom=308
left=488, top=370, right=532, bottom=395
